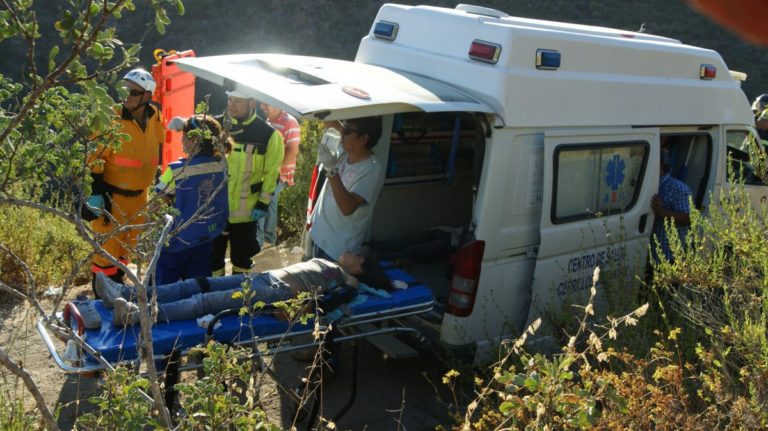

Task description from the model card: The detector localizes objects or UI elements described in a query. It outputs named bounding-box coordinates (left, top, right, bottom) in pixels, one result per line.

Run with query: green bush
left=0, top=390, right=38, bottom=430
left=74, top=342, right=281, bottom=430
left=455, top=153, right=768, bottom=429
left=0, top=205, right=90, bottom=295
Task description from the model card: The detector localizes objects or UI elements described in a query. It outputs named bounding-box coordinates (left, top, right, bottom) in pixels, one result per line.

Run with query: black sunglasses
left=342, top=126, right=361, bottom=136
left=127, top=89, right=146, bottom=97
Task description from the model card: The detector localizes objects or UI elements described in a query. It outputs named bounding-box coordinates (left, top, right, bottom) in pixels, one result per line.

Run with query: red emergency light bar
left=700, top=64, right=716, bottom=80
left=469, top=40, right=501, bottom=64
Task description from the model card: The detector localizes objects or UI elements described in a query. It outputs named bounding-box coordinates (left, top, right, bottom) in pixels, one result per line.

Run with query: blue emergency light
left=536, top=49, right=561, bottom=70
left=374, top=21, right=399, bottom=41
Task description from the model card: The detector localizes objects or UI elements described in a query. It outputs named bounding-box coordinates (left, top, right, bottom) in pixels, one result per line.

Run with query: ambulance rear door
left=524, top=128, right=659, bottom=336
left=173, top=54, right=497, bottom=120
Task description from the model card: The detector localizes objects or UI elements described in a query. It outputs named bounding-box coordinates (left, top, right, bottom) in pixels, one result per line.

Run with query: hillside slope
left=3, top=1, right=767, bottom=106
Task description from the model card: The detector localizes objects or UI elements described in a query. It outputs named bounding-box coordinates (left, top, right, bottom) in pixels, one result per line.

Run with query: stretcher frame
left=36, top=294, right=434, bottom=375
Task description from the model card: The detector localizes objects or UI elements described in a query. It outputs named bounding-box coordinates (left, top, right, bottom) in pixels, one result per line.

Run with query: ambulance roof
left=356, top=4, right=753, bottom=127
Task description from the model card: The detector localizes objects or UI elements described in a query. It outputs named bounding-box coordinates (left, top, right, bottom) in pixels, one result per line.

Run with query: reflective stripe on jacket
left=88, top=105, right=163, bottom=191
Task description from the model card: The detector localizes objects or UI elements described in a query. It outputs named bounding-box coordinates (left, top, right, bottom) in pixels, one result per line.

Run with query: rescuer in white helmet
left=84, top=68, right=165, bottom=295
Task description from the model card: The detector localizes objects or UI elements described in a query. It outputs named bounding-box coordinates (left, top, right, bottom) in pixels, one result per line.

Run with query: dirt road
left=0, top=245, right=456, bottom=430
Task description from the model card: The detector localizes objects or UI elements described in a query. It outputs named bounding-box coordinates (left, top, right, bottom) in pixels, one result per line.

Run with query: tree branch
left=0, top=0, right=127, bottom=147
left=133, top=213, right=174, bottom=428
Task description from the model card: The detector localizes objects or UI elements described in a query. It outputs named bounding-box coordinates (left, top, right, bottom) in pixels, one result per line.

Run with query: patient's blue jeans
left=119, top=273, right=293, bottom=322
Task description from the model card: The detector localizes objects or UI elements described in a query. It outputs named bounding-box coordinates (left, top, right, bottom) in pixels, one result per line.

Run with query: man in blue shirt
left=651, top=145, right=692, bottom=262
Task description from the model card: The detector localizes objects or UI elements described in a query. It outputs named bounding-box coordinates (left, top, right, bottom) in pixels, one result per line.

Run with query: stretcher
left=37, top=266, right=435, bottom=375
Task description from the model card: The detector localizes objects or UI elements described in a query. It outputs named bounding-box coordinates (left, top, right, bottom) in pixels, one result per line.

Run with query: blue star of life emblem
left=605, top=154, right=625, bottom=191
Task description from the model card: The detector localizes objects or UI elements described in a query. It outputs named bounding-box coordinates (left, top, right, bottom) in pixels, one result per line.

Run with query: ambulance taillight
left=446, top=240, right=485, bottom=317
left=305, top=164, right=321, bottom=230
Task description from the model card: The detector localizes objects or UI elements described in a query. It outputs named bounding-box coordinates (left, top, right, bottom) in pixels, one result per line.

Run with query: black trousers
left=211, top=221, right=261, bottom=274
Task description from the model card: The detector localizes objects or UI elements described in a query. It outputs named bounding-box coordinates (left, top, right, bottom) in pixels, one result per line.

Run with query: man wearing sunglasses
left=310, top=116, right=384, bottom=261
left=85, top=68, right=165, bottom=296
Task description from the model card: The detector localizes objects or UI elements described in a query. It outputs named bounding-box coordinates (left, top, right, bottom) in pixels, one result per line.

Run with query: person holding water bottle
left=309, top=116, right=384, bottom=261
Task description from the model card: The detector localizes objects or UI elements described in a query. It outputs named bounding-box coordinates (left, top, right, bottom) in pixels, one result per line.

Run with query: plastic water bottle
left=320, top=128, right=341, bottom=158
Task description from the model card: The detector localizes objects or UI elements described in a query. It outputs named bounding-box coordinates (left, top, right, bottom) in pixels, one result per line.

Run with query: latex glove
left=317, top=138, right=340, bottom=172
left=251, top=208, right=267, bottom=221
left=167, top=116, right=186, bottom=131
left=86, top=194, right=105, bottom=216
left=251, top=202, right=269, bottom=221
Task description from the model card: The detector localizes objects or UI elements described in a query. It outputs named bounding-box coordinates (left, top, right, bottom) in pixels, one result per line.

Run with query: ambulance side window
left=552, top=142, right=648, bottom=223
left=726, top=130, right=764, bottom=186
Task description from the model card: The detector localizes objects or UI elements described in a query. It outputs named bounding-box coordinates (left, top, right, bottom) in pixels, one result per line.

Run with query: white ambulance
left=176, top=4, right=759, bottom=360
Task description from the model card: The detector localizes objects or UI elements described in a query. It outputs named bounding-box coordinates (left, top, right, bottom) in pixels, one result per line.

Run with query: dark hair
left=346, top=116, right=383, bottom=149
left=357, top=251, right=392, bottom=291
left=183, top=114, right=233, bottom=159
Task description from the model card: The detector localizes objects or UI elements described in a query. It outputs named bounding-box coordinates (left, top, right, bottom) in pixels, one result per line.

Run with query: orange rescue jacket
left=89, top=104, right=164, bottom=191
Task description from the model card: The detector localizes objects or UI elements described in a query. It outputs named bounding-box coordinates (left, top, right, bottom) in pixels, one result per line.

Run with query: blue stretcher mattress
left=77, top=268, right=433, bottom=365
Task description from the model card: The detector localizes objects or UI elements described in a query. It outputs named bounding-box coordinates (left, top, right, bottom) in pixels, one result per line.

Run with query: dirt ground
left=0, top=245, right=456, bottom=430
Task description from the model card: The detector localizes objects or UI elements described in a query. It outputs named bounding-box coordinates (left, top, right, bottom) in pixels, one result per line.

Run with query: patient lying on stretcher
left=95, top=252, right=391, bottom=327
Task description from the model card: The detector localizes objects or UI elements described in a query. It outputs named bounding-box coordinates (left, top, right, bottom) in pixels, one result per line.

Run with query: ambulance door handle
left=638, top=214, right=648, bottom=234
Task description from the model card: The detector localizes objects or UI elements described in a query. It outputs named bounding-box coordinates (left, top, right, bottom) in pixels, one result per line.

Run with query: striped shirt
left=267, top=111, right=301, bottom=186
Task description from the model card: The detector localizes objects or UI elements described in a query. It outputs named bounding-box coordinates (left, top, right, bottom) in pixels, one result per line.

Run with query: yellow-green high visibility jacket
left=217, top=112, right=284, bottom=224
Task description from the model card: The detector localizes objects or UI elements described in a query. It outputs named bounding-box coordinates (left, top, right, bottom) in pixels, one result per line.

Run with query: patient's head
left=338, top=251, right=391, bottom=290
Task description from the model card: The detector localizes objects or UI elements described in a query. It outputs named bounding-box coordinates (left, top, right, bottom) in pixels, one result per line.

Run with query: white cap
left=226, top=89, right=251, bottom=99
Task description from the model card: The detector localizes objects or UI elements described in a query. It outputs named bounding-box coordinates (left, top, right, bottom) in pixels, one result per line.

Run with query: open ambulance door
left=723, top=127, right=768, bottom=211
left=523, top=128, right=659, bottom=348
left=172, top=54, right=496, bottom=121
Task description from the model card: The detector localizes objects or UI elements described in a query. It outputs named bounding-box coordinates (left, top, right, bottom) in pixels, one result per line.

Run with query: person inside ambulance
left=752, top=93, right=768, bottom=141
left=211, top=91, right=284, bottom=275
left=310, top=116, right=383, bottom=261
left=650, top=139, right=693, bottom=262
left=85, top=68, right=165, bottom=297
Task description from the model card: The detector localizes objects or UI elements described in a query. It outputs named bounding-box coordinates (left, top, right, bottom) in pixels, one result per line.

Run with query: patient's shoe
left=74, top=301, right=102, bottom=329
left=113, top=298, right=140, bottom=327
left=95, top=272, right=125, bottom=309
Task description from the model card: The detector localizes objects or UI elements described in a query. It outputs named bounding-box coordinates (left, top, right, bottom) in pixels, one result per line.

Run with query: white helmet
left=123, top=68, right=156, bottom=94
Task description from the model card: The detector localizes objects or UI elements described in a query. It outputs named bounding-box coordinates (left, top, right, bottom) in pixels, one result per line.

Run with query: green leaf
left=47, top=45, right=60, bottom=73
left=524, top=375, right=539, bottom=391
left=499, top=401, right=515, bottom=415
